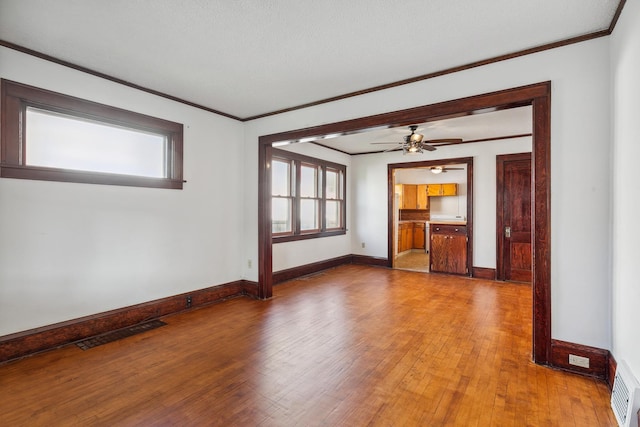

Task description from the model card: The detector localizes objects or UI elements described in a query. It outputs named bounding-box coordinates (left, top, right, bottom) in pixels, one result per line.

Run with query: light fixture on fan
left=371, top=125, right=462, bottom=154
left=430, top=166, right=443, bottom=174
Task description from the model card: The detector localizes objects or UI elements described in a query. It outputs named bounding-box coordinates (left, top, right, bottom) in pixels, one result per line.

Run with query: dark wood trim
left=549, top=340, right=609, bottom=380
left=608, top=352, right=617, bottom=390
left=1, top=79, right=185, bottom=189
left=258, top=81, right=552, bottom=365
left=496, top=152, right=532, bottom=281
left=0, top=280, right=252, bottom=364
left=0, top=40, right=242, bottom=121
left=609, top=0, right=628, bottom=33
left=351, top=255, right=389, bottom=267
left=273, top=255, right=352, bottom=284
left=241, top=280, right=260, bottom=299
left=532, top=90, right=552, bottom=365
left=472, top=267, right=496, bottom=280
left=388, top=157, right=473, bottom=276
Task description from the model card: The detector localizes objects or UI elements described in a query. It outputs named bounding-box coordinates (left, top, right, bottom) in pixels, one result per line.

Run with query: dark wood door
left=497, top=153, right=532, bottom=282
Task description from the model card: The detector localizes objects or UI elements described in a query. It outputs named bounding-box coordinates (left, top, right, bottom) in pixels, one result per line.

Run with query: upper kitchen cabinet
left=427, top=183, right=458, bottom=196
left=397, top=184, right=429, bottom=210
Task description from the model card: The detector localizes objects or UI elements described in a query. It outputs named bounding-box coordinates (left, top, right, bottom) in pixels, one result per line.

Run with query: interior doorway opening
left=258, top=81, right=550, bottom=364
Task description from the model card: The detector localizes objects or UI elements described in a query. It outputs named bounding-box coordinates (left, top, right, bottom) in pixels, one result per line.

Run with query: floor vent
left=76, top=319, right=167, bottom=350
left=611, top=360, right=640, bottom=427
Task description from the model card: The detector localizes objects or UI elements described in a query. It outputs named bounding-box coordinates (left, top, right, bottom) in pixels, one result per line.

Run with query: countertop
left=428, top=220, right=467, bottom=226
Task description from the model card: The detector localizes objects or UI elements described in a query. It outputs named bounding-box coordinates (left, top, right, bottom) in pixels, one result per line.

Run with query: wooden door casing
left=497, top=153, right=532, bottom=283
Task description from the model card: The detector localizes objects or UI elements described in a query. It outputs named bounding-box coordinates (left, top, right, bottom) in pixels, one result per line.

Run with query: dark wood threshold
left=549, top=339, right=609, bottom=380
left=472, top=267, right=496, bottom=280
left=0, top=280, right=257, bottom=364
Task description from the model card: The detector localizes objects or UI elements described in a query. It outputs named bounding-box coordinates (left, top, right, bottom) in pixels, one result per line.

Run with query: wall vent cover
left=611, top=360, right=640, bottom=427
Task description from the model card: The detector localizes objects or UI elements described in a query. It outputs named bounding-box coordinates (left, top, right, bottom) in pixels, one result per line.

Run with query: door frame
left=258, top=81, right=551, bottom=364
left=496, top=152, right=533, bottom=281
left=388, top=157, right=474, bottom=275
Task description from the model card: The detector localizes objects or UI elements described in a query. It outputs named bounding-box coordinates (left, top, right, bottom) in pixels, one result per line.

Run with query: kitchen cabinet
left=402, top=184, right=417, bottom=209
left=398, top=222, right=426, bottom=252
left=413, top=222, right=425, bottom=249
left=429, top=224, right=468, bottom=275
left=416, top=184, right=428, bottom=209
left=398, top=222, right=413, bottom=252
left=426, top=183, right=458, bottom=196
left=397, top=184, right=429, bottom=209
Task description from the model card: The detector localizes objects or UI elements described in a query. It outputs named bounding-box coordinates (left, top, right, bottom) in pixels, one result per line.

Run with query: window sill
left=0, top=164, right=184, bottom=189
left=272, top=229, right=346, bottom=243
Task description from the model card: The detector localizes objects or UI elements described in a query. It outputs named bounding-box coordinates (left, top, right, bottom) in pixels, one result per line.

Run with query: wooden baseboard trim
left=472, top=267, right=496, bottom=280
left=351, top=255, right=389, bottom=267
left=608, top=352, right=617, bottom=390
left=550, top=339, right=609, bottom=380
left=273, top=255, right=352, bottom=284
left=0, top=280, right=250, bottom=364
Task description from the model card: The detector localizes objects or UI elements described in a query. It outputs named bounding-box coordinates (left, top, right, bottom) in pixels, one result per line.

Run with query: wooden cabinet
left=429, top=224, right=468, bottom=275
left=401, top=184, right=417, bottom=209
left=398, top=222, right=413, bottom=253
left=413, top=222, right=425, bottom=249
left=416, top=184, right=428, bottom=209
left=397, top=184, right=429, bottom=210
left=427, top=183, right=458, bottom=196
left=397, top=222, right=427, bottom=252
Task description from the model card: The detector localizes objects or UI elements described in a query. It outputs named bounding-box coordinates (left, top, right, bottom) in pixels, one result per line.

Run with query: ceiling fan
left=371, top=125, right=463, bottom=154
left=429, top=166, right=465, bottom=174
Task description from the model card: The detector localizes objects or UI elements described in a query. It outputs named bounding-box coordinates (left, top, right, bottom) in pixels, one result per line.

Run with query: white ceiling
left=0, top=0, right=620, bottom=120
left=308, top=106, right=533, bottom=154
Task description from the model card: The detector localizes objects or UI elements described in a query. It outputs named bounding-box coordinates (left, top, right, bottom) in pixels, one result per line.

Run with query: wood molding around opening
left=388, top=156, right=474, bottom=275
left=258, top=81, right=551, bottom=365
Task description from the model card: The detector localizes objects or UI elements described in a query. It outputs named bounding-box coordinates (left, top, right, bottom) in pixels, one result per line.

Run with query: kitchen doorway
left=389, top=157, right=473, bottom=275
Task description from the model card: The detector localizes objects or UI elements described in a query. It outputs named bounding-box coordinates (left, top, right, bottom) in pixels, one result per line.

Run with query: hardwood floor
left=0, top=265, right=616, bottom=426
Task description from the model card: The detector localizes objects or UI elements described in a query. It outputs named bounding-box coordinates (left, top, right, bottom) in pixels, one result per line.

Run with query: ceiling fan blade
left=382, top=146, right=402, bottom=152
left=424, top=138, right=464, bottom=144
left=370, top=142, right=402, bottom=145
left=444, top=167, right=464, bottom=170
left=422, top=144, right=437, bottom=152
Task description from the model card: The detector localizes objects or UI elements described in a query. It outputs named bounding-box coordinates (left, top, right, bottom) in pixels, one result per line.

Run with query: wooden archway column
left=258, top=81, right=551, bottom=364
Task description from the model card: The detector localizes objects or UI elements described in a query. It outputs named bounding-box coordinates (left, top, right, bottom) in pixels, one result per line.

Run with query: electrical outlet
left=361, top=242, right=365, bottom=248
left=186, top=295, right=192, bottom=308
left=568, top=354, right=590, bottom=368
left=248, top=259, right=252, bottom=268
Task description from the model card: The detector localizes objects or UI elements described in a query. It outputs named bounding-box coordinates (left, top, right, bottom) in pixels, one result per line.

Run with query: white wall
left=244, top=38, right=612, bottom=349
left=352, top=138, right=531, bottom=269
left=0, top=47, right=245, bottom=336
left=611, top=0, right=640, bottom=380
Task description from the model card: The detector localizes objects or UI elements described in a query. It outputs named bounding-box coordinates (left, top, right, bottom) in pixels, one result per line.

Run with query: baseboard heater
left=611, top=360, right=640, bottom=427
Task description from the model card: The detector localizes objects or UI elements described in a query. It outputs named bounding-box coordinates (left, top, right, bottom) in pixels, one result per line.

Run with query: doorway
left=497, top=153, right=533, bottom=283
left=258, top=81, right=551, bottom=364
left=390, top=157, right=473, bottom=275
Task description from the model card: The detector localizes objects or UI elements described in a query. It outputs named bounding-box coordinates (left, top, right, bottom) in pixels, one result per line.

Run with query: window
left=271, top=148, right=346, bottom=242
left=1, top=79, right=184, bottom=189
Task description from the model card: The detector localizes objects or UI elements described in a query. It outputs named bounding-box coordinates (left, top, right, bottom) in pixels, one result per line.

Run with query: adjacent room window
left=0, top=79, right=184, bottom=189
left=271, top=148, right=346, bottom=241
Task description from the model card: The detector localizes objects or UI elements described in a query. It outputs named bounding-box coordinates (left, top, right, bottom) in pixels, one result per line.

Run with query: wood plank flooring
left=0, top=265, right=616, bottom=426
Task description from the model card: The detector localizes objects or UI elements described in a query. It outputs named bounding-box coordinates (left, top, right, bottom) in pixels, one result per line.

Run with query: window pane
left=272, top=198, right=292, bottom=233
left=326, top=169, right=338, bottom=199
left=26, top=107, right=167, bottom=178
left=300, top=164, right=317, bottom=198
left=300, top=199, right=319, bottom=230
left=326, top=200, right=341, bottom=229
left=272, top=159, right=290, bottom=196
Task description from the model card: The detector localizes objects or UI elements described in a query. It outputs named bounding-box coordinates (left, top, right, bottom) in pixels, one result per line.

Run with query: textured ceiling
left=0, top=0, right=621, bottom=120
